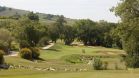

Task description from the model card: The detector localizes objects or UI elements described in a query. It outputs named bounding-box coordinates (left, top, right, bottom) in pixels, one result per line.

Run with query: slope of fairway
left=40, top=43, right=125, bottom=59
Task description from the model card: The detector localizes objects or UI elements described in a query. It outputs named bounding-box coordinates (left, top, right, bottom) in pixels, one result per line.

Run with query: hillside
left=0, top=6, right=76, bottom=25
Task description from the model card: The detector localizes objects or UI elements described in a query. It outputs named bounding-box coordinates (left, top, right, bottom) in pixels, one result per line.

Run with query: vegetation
left=0, top=0, right=139, bottom=77
left=0, top=29, right=13, bottom=54
left=20, top=48, right=32, bottom=60
left=93, top=57, right=103, bottom=70
left=30, top=47, right=40, bottom=59
left=37, top=37, right=50, bottom=47
left=113, top=0, right=139, bottom=68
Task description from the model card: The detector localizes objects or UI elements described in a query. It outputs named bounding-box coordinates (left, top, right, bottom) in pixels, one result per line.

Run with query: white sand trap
left=107, top=52, right=116, bottom=55
left=42, top=43, right=54, bottom=50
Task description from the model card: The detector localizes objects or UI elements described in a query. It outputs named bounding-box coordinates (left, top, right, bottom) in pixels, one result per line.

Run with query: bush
left=30, top=47, right=40, bottom=59
left=38, top=37, right=50, bottom=47
left=19, top=40, right=30, bottom=49
left=20, top=48, right=32, bottom=60
left=0, top=50, right=4, bottom=64
left=93, top=57, right=103, bottom=70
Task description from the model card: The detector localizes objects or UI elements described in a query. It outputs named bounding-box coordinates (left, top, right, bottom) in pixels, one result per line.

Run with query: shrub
left=20, top=48, right=32, bottom=60
left=19, top=40, right=30, bottom=49
left=30, top=47, right=40, bottom=59
left=0, top=50, right=4, bottom=64
left=93, top=57, right=103, bottom=70
left=38, top=37, right=50, bottom=47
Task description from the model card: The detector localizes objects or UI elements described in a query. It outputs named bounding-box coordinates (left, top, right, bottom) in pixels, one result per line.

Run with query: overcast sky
left=0, top=0, right=120, bottom=22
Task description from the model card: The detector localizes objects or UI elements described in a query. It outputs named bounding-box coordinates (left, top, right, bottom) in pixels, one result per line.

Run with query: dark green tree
left=47, top=24, right=59, bottom=43
left=27, top=12, right=39, bottom=21
left=113, top=0, right=139, bottom=68
left=75, top=19, right=97, bottom=45
left=55, top=15, right=66, bottom=40
left=63, top=25, right=77, bottom=45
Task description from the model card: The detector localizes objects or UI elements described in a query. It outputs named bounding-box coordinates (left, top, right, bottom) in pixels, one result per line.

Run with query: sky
left=0, top=0, right=120, bottom=22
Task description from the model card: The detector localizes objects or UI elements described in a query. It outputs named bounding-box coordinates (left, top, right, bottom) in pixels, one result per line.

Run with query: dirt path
left=6, top=43, right=54, bottom=57
left=9, top=51, right=18, bottom=56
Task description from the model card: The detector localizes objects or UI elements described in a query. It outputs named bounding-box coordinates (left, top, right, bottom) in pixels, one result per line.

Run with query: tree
left=0, top=29, right=13, bottom=54
left=63, top=25, right=77, bottom=45
left=55, top=15, right=66, bottom=40
left=96, top=20, right=117, bottom=47
left=27, top=12, right=39, bottom=21
left=18, top=15, right=44, bottom=47
left=113, top=0, right=139, bottom=68
left=47, top=24, right=59, bottom=43
left=75, top=19, right=97, bottom=45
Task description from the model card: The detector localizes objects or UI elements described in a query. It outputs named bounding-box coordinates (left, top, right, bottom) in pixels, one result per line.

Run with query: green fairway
left=40, top=43, right=124, bottom=59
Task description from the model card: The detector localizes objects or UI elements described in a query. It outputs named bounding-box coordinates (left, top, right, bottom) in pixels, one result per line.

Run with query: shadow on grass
left=36, top=57, right=46, bottom=61
left=47, top=49, right=60, bottom=52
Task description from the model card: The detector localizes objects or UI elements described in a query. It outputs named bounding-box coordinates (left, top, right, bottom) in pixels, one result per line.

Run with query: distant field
left=0, top=43, right=135, bottom=78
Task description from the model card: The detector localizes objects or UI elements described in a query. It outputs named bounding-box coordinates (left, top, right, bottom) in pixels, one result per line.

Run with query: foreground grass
left=1, top=69, right=139, bottom=78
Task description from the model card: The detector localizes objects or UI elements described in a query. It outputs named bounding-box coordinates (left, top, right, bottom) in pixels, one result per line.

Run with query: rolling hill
left=0, top=6, right=76, bottom=25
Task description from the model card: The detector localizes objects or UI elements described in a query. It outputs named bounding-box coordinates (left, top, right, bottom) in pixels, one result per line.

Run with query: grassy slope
left=5, top=43, right=125, bottom=70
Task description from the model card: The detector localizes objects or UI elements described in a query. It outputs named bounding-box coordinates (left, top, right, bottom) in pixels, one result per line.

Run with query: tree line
left=0, top=12, right=122, bottom=50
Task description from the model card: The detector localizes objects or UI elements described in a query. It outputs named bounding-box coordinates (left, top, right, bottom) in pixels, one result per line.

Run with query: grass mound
left=61, top=54, right=84, bottom=64
left=61, top=54, right=98, bottom=64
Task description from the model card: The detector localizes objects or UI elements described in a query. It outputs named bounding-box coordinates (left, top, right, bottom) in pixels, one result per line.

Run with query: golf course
left=1, top=0, right=139, bottom=78
left=0, top=43, right=138, bottom=78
